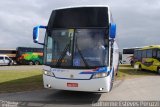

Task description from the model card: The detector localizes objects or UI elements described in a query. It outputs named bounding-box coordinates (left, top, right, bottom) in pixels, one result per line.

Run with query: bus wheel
left=34, top=61, right=40, bottom=65
left=29, top=61, right=33, bottom=65
left=139, top=65, right=142, bottom=71
left=157, top=68, right=160, bottom=75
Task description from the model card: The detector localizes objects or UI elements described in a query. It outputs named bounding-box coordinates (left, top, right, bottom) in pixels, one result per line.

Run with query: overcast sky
left=0, top=0, right=160, bottom=50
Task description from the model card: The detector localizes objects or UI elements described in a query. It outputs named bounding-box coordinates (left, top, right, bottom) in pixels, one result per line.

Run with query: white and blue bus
left=33, top=6, right=119, bottom=92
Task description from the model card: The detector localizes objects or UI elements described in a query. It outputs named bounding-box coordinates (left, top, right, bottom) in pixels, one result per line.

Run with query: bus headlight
left=92, top=72, right=108, bottom=79
left=43, top=70, right=55, bottom=77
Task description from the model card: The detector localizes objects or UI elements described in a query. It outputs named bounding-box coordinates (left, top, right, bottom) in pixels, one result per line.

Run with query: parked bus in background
left=33, top=6, right=119, bottom=92
left=122, top=47, right=140, bottom=66
left=134, top=45, right=160, bottom=74
left=16, top=47, right=43, bottom=65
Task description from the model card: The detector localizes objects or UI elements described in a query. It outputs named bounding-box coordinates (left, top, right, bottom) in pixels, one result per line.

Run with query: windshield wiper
left=75, top=43, right=89, bottom=68
left=55, top=42, right=71, bottom=67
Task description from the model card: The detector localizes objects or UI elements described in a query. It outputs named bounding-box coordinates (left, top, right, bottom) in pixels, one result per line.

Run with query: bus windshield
left=44, top=28, right=108, bottom=68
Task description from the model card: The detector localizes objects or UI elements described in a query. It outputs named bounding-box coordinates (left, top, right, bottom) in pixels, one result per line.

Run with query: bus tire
left=28, top=61, right=33, bottom=65
left=34, top=61, right=40, bottom=65
left=157, top=67, right=160, bottom=75
left=130, top=61, right=134, bottom=67
left=139, top=65, right=142, bottom=71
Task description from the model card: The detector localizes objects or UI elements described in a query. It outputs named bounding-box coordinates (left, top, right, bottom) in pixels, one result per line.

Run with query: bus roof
left=0, top=49, right=16, bottom=50
left=17, top=47, right=42, bottom=49
left=123, top=47, right=141, bottom=50
left=54, top=5, right=110, bottom=11
left=136, top=45, right=160, bottom=50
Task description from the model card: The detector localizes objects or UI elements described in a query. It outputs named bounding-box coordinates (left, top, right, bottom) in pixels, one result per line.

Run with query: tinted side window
left=147, top=50, right=152, bottom=58
left=134, top=50, right=138, bottom=59
left=142, top=50, right=146, bottom=58
left=123, top=49, right=134, bottom=54
left=137, top=50, right=142, bottom=60
left=0, top=57, right=4, bottom=60
left=153, top=49, right=156, bottom=57
left=157, top=51, right=160, bottom=58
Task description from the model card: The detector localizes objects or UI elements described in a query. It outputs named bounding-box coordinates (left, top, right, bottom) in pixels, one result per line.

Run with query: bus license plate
left=67, top=83, right=78, bottom=87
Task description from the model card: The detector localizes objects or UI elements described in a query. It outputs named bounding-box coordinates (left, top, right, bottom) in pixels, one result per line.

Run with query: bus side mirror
left=109, top=23, right=116, bottom=39
left=33, top=25, right=46, bottom=45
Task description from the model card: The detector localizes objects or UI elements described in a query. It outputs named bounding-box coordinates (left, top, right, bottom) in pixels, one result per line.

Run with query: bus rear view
left=33, top=6, right=118, bottom=92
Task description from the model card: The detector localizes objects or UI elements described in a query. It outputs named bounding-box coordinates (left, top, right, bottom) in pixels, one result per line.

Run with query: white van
left=0, top=55, right=13, bottom=66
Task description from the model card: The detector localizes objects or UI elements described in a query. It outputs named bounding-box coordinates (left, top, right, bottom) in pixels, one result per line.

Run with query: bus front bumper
left=43, top=74, right=111, bottom=92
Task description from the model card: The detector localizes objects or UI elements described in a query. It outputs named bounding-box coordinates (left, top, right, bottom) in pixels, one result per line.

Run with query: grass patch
left=0, top=66, right=158, bottom=93
left=119, top=64, right=132, bottom=67
left=116, top=67, right=158, bottom=80
left=0, top=69, right=43, bottom=93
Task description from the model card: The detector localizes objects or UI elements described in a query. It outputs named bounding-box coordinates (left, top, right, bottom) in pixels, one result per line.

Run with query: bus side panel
left=113, top=42, right=119, bottom=75
left=141, top=58, right=159, bottom=72
left=17, top=52, right=43, bottom=65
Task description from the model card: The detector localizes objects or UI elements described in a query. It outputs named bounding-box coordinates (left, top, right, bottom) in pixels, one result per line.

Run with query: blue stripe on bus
left=46, top=67, right=113, bottom=80
left=79, top=72, right=95, bottom=74
left=79, top=67, right=108, bottom=74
